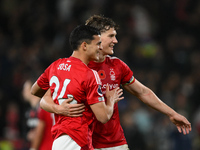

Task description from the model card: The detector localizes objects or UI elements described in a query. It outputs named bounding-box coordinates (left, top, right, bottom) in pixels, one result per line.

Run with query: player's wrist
left=166, top=109, right=177, bottom=118
left=53, top=104, right=61, bottom=114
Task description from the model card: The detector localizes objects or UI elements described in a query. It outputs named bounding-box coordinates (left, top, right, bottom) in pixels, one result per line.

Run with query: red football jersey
left=88, top=55, right=135, bottom=148
left=37, top=108, right=53, bottom=150
left=37, top=56, right=104, bottom=148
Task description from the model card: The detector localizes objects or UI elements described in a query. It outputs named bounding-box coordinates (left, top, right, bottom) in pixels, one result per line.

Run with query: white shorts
left=94, top=144, right=129, bottom=150
left=52, top=134, right=81, bottom=150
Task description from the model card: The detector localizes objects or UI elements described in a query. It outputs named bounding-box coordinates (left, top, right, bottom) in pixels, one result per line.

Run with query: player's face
left=100, top=28, right=118, bottom=56
left=87, top=35, right=103, bottom=61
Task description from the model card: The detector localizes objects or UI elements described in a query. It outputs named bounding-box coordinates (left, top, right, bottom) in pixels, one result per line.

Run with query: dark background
left=0, top=0, right=200, bottom=149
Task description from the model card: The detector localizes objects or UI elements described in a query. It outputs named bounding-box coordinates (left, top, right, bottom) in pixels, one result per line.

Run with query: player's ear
left=81, top=42, right=87, bottom=51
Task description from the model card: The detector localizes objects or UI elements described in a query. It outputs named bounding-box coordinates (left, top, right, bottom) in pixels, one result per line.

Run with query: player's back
left=42, top=56, right=103, bottom=147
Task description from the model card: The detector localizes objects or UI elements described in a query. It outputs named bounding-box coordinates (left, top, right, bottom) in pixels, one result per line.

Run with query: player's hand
left=169, top=112, right=192, bottom=135
left=57, top=98, right=85, bottom=117
left=105, top=84, right=124, bottom=103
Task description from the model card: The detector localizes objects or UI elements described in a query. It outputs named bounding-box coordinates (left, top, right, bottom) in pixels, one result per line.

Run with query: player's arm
left=40, top=89, right=85, bottom=117
left=30, top=119, right=45, bottom=150
left=122, top=79, right=192, bottom=135
left=31, top=81, right=47, bottom=98
left=90, top=84, right=124, bottom=124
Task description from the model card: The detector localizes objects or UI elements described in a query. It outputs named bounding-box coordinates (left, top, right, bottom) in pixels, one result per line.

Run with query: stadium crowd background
left=0, top=0, right=200, bottom=149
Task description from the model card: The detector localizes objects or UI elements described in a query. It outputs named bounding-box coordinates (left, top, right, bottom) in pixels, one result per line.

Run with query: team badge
left=110, top=68, right=115, bottom=81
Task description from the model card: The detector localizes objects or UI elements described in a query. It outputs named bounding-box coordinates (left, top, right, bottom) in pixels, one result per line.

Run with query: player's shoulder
left=106, top=55, right=130, bottom=69
left=55, top=57, right=68, bottom=63
left=53, top=57, right=82, bottom=67
left=106, top=55, right=124, bottom=64
left=87, top=68, right=98, bottom=77
left=106, top=55, right=119, bottom=60
left=85, top=68, right=100, bottom=81
left=51, top=58, right=67, bottom=65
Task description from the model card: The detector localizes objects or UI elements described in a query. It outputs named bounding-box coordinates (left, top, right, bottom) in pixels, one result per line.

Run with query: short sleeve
left=119, top=59, right=134, bottom=85
left=86, top=70, right=105, bottom=105
left=37, top=61, right=55, bottom=90
left=37, top=72, right=50, bottom=90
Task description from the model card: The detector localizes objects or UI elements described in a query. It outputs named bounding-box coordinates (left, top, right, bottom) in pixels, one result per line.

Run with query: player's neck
left=95, top=54, right=106, bottom=63
left=71, top=51, right=90, bottom=65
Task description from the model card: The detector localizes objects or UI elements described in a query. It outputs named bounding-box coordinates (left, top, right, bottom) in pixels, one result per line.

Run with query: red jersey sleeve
left=86, top=69, right=105, bottom=105
left=37, top=65, right=52, bottom=90
left=119, top=59, right=135, bottom=85
left=37, top=73, right=49, bottom=90
left=37, top=60, right=60, bottom=90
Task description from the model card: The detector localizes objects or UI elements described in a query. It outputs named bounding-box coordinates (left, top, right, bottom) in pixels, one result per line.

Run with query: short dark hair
left=69, top=25, right=100, bottom=50
left=85, top=15, right=119, bottom=33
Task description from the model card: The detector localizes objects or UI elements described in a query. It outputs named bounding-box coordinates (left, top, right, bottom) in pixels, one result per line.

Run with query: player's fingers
left=117, top=89, right=123, bottom=95
left=118, top=96, right=124, bottom=101
left=70, top=107, right=85, bottom=112
left=185, top=124, right=192, bottom=134
left=68, top=108, right=85, bottom=116
left=183, top=120, right=192, bottom=133
left=106, top=83, right=109, bottom=92
left=189, top=124, right=192, bottom=131
left=116, top=88, right=123, bottom=93
left=64, top=98, right=73, bottom=103
left=185, top=127, right=190, bottom=134
left=115, top=96, right=124, bottom=103
left=117, top=91, right=123, bottom=97
left=69, top=110, right=84, bottom=114
left=177, top=126, right=182, bottom=133
left=182, top=127, right=186, bottom=135
left=70, top=104, right=85, bottom=109
left=187, top=123, right=192, bottom=131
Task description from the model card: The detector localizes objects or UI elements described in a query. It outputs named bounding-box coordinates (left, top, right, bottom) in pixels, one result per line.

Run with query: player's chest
left=94, top=66, right=121, bottom=93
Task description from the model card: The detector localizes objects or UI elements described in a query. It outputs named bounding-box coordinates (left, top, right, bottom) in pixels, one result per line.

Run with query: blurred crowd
left=0, top=0, right=200, bottom=149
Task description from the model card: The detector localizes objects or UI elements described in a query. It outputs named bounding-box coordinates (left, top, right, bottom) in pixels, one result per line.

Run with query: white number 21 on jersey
left=50, top=76, right=70, bottom=104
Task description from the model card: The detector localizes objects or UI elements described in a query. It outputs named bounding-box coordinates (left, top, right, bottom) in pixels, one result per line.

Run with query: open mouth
left=110, top=44, right=114, bottom=49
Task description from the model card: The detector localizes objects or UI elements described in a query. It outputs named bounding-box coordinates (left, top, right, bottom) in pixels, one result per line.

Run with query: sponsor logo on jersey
left=101, top=83, right=119, bottom=94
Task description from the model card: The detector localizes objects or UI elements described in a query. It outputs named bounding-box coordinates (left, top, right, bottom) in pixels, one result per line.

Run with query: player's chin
left=106, top=48, right=114, bottom=55
left=94, top=54, right=100, bottom=61
left=109, top=50, right=114, bottom=55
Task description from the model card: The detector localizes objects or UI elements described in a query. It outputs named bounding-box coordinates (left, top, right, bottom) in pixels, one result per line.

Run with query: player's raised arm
left=123, top=79, right=191, bottom=134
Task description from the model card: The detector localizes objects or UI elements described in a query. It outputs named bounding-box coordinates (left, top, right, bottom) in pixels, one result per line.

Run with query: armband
left=124, top=76, right=135, bottom=85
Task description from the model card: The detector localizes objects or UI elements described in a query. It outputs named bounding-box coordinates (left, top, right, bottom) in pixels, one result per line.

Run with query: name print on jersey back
left=57, top=63, right=71, bottom=71
left=37, top=57, right=106, bottom=148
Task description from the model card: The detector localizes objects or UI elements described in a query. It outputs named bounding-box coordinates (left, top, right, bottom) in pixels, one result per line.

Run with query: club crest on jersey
left=110, top=68, right=115, bottom=81
left=98, top=70, right=106, bottom=80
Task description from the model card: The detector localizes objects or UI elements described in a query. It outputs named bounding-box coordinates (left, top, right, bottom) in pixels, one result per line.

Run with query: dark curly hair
left=85, top=14, right=119, bottom=33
